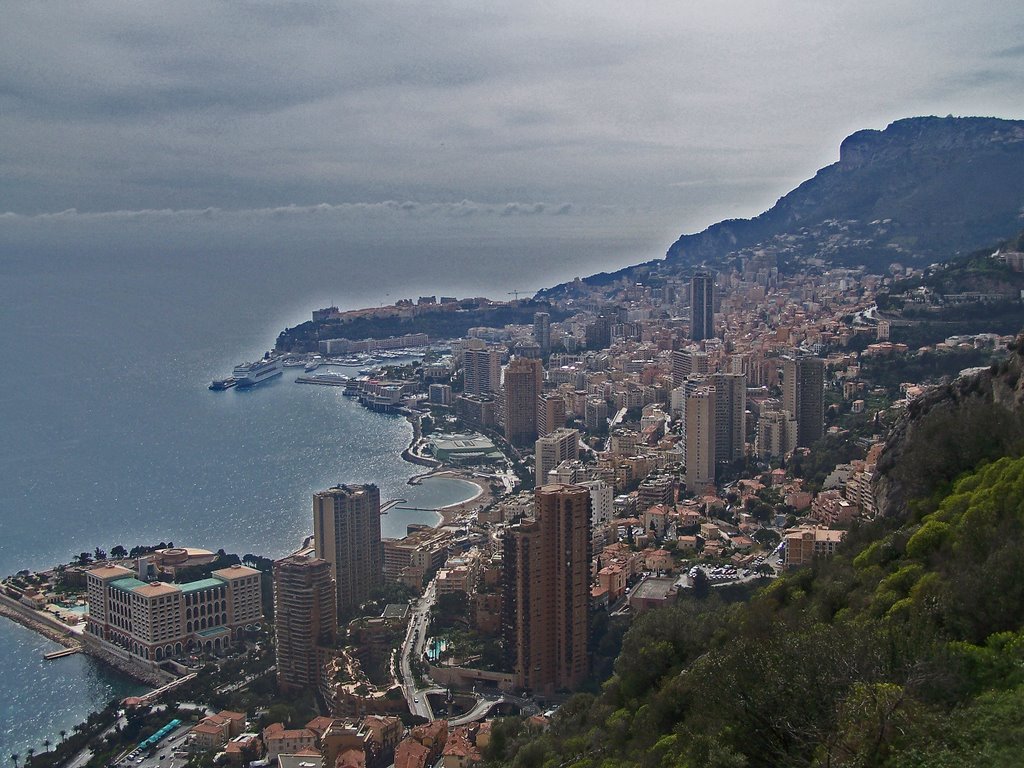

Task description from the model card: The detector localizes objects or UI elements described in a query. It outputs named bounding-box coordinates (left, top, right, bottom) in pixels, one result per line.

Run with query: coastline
left=0, top=592, right=79, bottom=649
left=401, top=411, right=495, bottom=526
left=0, top=402, right=494, bottom=723
left=0, top=591, right=167, bottom=688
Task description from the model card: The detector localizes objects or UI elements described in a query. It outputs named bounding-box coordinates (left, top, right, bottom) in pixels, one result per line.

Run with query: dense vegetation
left=488, top=454, right=1024, bottom=767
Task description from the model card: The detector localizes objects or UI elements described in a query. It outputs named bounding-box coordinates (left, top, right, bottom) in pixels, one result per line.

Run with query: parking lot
left=688, top=554, right=782, bottom=586
left=119, top=723, right=192, bottom=768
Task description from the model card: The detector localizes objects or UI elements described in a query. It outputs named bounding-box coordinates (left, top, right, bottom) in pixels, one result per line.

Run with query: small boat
left=209, top=377, right=236, bottom=390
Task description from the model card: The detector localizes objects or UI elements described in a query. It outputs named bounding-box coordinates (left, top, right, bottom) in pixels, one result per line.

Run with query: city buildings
left=313, top=485, right=383, bottom=614
left=782, top=356, right=826, bottom=448
left=273, top=555, right=338, bottom=694
left=690, top=271, right=715, bottom=341
left=503, top=357, right=544, bottom=447
left=503, top=484, right=591, bottom=695
left=463, top=347, right=502, bottom=396
left=535, top=428, right=580, bottom=485
left=84, top=562, right=262, bottom=664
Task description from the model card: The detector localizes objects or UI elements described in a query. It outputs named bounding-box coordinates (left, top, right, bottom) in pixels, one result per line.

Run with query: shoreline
left=431, top=471, right=490, bottom=525
left=401, top=411, right=495, bottom=526
left=0, top=592, right=80, bottom=649
left=0, top=404, right=494, bottom=702
left=0, top=591, right=167, bottom=688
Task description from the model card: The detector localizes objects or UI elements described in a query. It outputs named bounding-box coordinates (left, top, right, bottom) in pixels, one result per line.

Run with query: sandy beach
left=431, top=471, right=496, bottom=525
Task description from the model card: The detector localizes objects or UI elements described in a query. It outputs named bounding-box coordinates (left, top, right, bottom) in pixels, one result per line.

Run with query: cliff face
left=666, top=116, right=1024, bottom=270
left=873, top=338, right=1024, bottom=518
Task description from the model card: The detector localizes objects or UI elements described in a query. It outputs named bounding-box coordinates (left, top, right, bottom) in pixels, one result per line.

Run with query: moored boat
left=233, top=355, right=283, bottom=388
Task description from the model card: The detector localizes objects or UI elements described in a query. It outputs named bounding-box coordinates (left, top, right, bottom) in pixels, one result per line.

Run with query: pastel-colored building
left=85, top=563, right=262, bottom=663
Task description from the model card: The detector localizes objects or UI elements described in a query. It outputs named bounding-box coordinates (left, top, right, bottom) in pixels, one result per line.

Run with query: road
left=400, top=580, right=437, bottom=721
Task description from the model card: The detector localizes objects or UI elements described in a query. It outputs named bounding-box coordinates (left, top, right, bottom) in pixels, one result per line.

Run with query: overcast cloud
left=2, top=0, right=1023, bottom=245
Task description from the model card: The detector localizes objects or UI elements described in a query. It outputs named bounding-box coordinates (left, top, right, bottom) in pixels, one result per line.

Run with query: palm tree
left=11, top=753, right=19, bottom=768
left=59, top=731, right=66, bottom=743
left=42, top=741, right=50, bottom=754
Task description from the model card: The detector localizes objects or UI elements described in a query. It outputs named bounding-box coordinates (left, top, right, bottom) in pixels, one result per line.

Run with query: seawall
left=0, top=591, right=79, bottom=648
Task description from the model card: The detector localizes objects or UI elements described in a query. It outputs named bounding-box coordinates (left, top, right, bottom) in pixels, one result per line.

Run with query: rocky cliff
left=873, top=335, right=1024, bottom=518
left=666, top=116, right=1024, bottom=271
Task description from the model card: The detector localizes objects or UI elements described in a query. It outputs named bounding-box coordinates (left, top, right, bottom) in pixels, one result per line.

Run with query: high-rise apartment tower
left=504, top=357, right=544, bottom=447
left=503, top=484, right=591, bottom=695
left=273, top=555, right=338, bottom=693
left=463, top=347, right=502, bottom=396
left=313, top=484, right=383, bottom=615
left=690, top=271, right=715, bottom=342
left=533, top=312, right=552, bottom=355
left=782, top=356, right=825, bottom=448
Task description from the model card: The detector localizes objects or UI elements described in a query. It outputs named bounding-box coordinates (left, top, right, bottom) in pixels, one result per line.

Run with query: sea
left=0, top=208, right=669, bottom=757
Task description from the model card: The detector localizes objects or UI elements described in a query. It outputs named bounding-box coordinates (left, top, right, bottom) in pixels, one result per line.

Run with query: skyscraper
left=537, top=391, right=566, bottom=437
left=463, top=346, right=501, bottom=396
left=756, top=406, right=798, bottom=459
left=503, top=484, right=591, bottom=695
left=535, top=428, right=579, bottom=485
left=313, top=484, right=383, bottom=615
left=782, top=356, right=825, bottom=448
left=533, top=312, right=552, bottom=355
left=504, top=357, right=544, bottom=447
left=274, top=555, right=338, bottom=693
left=685, top=386, right=716, bottom=490
left=711, top=372, right=747, bottom=464
left=671, top=349, right=710, bottom=387
left=690, top=271, right=715, bottom=342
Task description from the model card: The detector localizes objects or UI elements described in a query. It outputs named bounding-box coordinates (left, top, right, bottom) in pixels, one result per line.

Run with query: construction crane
left=508, top=289, right=534, bottom=300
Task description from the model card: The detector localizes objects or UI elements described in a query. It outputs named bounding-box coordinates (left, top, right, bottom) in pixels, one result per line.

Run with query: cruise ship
left=233, top=356, right=283, bottom=388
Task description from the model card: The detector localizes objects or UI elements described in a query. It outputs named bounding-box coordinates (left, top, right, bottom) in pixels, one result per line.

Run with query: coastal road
left=400, top=580, right=437, bottom=721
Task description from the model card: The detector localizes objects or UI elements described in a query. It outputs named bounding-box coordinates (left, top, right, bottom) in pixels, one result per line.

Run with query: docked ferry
left=233, top=355, right=283, bottom=388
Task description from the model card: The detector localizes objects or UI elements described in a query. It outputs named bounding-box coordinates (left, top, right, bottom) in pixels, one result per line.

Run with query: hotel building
left=85, top=563, right=262, bottom=663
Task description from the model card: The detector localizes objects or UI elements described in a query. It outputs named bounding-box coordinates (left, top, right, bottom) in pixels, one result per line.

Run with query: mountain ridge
left=663, top=115, right=1024, bottom=272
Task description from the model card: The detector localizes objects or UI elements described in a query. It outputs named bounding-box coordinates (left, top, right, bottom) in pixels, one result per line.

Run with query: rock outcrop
left=873, top=337, right=1024, bottom=518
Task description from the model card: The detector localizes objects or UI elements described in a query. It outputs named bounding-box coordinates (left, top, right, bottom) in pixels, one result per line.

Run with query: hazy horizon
left=3, top=1, right=1024, bottom=270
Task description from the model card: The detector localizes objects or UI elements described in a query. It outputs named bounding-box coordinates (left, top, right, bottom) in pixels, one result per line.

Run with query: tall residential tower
left=782, top=356, right=825, bottom=448
left=313, top=484, right=383, bottom=615
left=690, top=271, right=715, bottom=342
left=273, top=555, right=338, bottom=694
left=503, top=484, right=591, bottom=695
left=504, top=357, right=544, bottom=447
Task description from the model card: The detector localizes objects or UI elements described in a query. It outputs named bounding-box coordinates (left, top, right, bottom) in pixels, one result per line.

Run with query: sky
left=2, top=0, right=1023, bottom=268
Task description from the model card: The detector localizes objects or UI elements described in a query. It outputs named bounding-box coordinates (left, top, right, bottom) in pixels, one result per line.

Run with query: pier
left=380, top=499, right=407, bottom=514
left=43, top=646, right=81, bottom=660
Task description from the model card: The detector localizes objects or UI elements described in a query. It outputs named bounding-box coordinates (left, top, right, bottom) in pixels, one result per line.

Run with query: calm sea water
left=0, top=214, right=664, bottom=756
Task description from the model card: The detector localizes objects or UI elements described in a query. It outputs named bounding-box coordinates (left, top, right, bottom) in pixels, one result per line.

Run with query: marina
left=295, top=372, right=350, bottom=386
